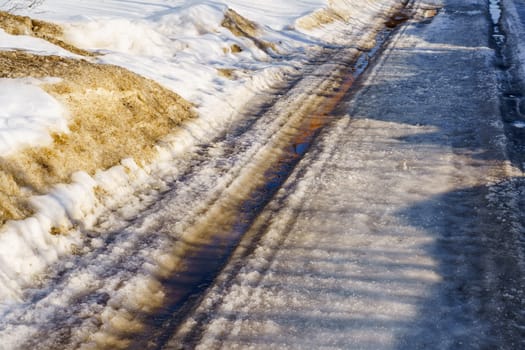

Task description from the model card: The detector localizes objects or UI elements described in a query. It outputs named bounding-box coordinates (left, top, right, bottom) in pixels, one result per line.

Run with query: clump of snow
left=489, top=0, right=502, bottom=24
left=0, top=171, right=96, bottom=302
left=512, top=120, right=525, bottom=128
left=0, top=78, right=68, bottom=156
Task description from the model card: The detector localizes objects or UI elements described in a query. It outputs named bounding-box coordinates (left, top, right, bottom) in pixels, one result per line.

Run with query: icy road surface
left=168, top=0, right=525, bottom=348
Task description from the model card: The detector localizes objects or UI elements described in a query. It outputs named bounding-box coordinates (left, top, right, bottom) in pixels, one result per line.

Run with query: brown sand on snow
left=0, top=11, right=94, bottom=56
left=0, top=51, right=195, bottom=224
left=0, top=11, right=196, bottom=225
left=295, top=8, right=346, bottom=30
left=221, top=8, right=277, bottom=53
left=0, top=6, right=281, bottom=226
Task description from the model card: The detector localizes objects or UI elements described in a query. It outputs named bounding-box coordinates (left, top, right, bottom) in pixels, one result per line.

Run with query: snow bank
left=29, top=0, right=327, bottom=30
left=60, top=2, right=275, bottom=105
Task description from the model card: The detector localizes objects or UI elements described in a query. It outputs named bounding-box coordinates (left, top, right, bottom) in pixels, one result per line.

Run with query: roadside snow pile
left=0, top=7, right=195, bottom=301
left=59, top=2, right=301, bottom=105
left=28, top=0, right=366, bottom=105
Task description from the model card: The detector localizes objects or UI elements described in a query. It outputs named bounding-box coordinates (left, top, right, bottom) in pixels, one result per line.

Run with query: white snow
left=56, top=1, right=313, bottom=106
left=0, top=78, right=68, bottom=156
left=28, top=0, right=327, bottom=30
left=512, top=120, right=525, bottom=128
left=17, top=0, right=347, bottom=109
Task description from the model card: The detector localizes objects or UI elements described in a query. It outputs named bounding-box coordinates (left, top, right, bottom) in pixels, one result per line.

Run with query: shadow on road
left=392, top=176, right=525, bottom=349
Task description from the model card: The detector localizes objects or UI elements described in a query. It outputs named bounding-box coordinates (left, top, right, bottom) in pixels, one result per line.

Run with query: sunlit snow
left=0, top=78, right=68, bottom=156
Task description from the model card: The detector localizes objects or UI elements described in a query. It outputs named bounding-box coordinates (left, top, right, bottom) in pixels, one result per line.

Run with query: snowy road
left=167, top=0, right=525, bottom=348
left=1, top=0, right=524, bottom=348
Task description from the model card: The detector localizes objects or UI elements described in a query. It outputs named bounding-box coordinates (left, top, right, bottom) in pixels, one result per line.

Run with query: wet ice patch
left=0, top=78, right=68, bottom=156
